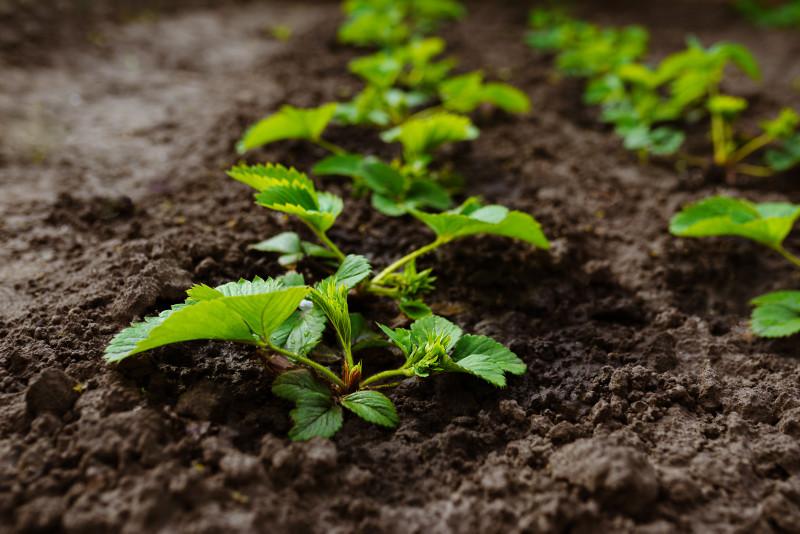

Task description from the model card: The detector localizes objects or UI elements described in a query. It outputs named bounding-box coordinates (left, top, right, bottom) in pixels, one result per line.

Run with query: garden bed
left=3, top=1, right=800, bottom=532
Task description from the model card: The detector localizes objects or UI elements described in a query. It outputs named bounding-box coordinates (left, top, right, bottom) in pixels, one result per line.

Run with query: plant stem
left=305, top=223, right=346, bottom=263
left=728, top=133, right=774, bottom=166
left=711, top=113, right=728, bottom=166
left=360, top=367, right=414, bottom=388
left=736, top=163, right=774, bottom=177
left=267, top=341, right=346, bottom=389
left=771, top=244, right=800, bottom=270
left=313, top=138, right=347, bottom=156
left=371, top=237, right=446, bottom=285
left=362, top=285, right=401, bottom=299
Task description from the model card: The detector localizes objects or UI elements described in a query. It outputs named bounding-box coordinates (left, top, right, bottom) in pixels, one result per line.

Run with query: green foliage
left=105, top=279, right=309, bottom=362
left=237, top=103, right=337, bottom=154
left=273, top=370, right=344, bottom=440
left=341, top=390, right=399, bottom=427
left=381, top=112, right=479, bottom=165
left=310, top=278, right=353, bottom=359
left=339, top=0, right=464, bottom=47
left=270, top=302, right=327, bottom=357
left=412, top=198, right=550, bottom=249
left=750, top=291, right=800, bottom=337
left=380, top=315, right=526, bottom=386
left=229, top=163, right=343, bottom=234
left=735, top=0, right=800, bottom=28
left=332, top=254, right=373, bottom=289
left=314, top=155, right=452, bottom=216
left=671, top=196, right=800, bottom=338
left=526, top=9, right=648, bottom=77
left=669, top=196, right=800, bottom=248
left=250, top=232, right=337, bottom=267
left=106, top=0, right=550, bottom=443
left=765, top=132, right=800, bottom=171
left=525, top=9, right=799, bottom=171
left=439, top=72, right=531, bottom=113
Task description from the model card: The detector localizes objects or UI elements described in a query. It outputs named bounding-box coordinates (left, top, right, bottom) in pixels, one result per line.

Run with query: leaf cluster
left=526, top=8, right=800, bottom=175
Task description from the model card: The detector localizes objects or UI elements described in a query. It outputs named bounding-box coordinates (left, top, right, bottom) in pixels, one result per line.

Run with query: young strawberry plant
left=238, top=0, right=530, bottom=215
left=526, top=9, right=800, bottom=175
left=338, top=0, right=465, bottom=48
left=227, top=162, right=548, bottom=318
left=670, top=196, right=800, bottom=337
left=105, top=269, right=528, bottom=440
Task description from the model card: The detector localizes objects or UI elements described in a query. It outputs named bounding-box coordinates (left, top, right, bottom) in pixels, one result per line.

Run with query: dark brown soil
left=3, top=1, right=800, bottom=532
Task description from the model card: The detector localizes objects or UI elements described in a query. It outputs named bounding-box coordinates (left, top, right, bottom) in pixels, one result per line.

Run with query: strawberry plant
left=670, top=196, right=800, bottom=337
left=228, top=163, right=548, bottom=317
left=238, top=0, right=530, bottom=215
left=338, top=0, right=465, bottom=48
left=526, top=9, right=800, bottom=175
left=105, top=269, right=527, bottom=440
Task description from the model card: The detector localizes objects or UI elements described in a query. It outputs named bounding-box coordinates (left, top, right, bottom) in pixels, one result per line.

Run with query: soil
left=3, top=0, right=800, bottom=532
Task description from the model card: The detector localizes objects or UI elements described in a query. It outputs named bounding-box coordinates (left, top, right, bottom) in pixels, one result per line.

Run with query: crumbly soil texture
left=3, top=1, right=800, bottom=532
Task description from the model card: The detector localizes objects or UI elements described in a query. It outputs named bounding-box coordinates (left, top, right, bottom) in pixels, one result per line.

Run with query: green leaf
left=105, top=301, right=254, bottom=362
left=237, top=103, right=338, bottom=154
left=410, top=315, right=462, bottom=352
left=229, top=164, right=342, bottom=233
left=380, top=113, right=479, bottom=163
left=669, top=196, right=800, bottom=248
left=349, top=52, right=402, bottom=87
left=211, top=287, right=310, bottom=341
left=750, top=291, right=800, bottom=338
left=312, top=154, right=368, bottom=177
left=399, top=299, right=432, bottom=319
left=450, top=335, right=526, bottom=386
left=273, top=370, right=343, bottom=441
left=761, top=108, right=800, bottom=139
left=361, top=161, right=405, bottom=197
left=482, top=83, right=531, bottom=113
left=310, top=278, right=352, bottom=355
left=707, top=94, right=748, bottom=117
left=208, top=276, right=285, bottom=298
left=272, top=368, right=331, bottom=403
left=439, top=72, right=530, bottom=113
left=766, top=133, right=800, bottom=172
left=270, top=303, right=327, bottom=356
left=106, top=280, right=310, bottom=362
left=342, top=390, right=399, bottom=427
left=249, top=232, right=337, bottom=267
left=350, top=313, right=390, bottom=351
left=411, top=200, right=550, bottom=249
left=333, top=255, right=372, bottom=289
left=378, top=324, right=413, bottom=358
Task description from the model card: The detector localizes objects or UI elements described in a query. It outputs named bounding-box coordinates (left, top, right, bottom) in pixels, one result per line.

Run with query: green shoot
left=380, top=112, right=479, bottom=167
left=106, top=273, right=522, bottom=440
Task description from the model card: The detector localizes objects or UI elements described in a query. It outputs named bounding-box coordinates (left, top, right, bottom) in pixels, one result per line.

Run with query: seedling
left=526, top=10, right=800, bottom=175
left=338, top=0, right=465, bottom=48
left=670, top=196, right=800, bottom=336
left=105, top=268, right=527, bottom=440
left=526, top=9, right=648, bottom=78
left=229, top=162, right=548, bottom=317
